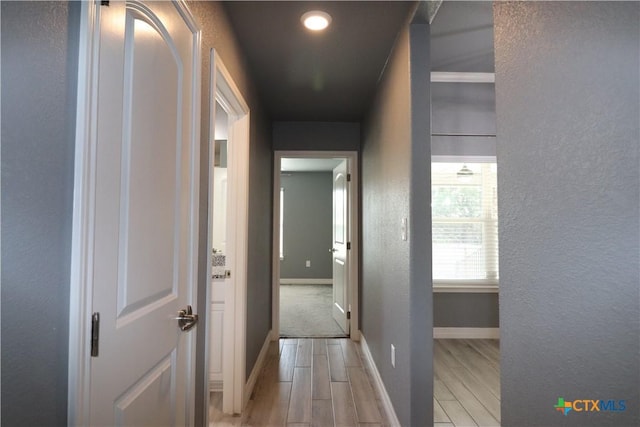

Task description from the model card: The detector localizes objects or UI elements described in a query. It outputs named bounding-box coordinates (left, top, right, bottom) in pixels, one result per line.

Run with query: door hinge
left=91, top=312, right=100, bottom=357
left=100, top=0, right=110, bottom=6
left=347, top=242, right=351, bottom=250
left=347, top=173, right=351, bottom=182
left=346, top=311, right=351, bottom=320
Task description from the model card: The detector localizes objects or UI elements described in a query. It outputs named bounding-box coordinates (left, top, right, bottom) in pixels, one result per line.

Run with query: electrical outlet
left=391, top=344, right=396, bottom=368
left=305, top=260, right=311, bottom=268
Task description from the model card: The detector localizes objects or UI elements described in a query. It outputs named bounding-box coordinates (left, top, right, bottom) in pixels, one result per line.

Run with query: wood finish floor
left=434, top=339, right=501, bottom=427
left=210, top=338, right=500, bottom=427
left=210, top=338, right=390, bottom=427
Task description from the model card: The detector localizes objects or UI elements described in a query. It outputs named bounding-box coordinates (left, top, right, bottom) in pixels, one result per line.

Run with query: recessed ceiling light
left=301, top=10, right=332, bottom=31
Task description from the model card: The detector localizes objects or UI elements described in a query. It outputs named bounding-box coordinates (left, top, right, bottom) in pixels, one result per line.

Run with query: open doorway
left=208, top=101, right=228, bottom=393
left=279, top=158, right=345, bottom=337
left=272, top=151, right=359, bottom=340
left=430, top=2, right=501, bottom=426
left=205, top=50, right=250, bottom=422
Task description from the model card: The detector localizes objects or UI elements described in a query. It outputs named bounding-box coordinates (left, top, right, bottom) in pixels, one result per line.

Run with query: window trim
left=431, top=155, right=496, bottom=164
left=433, top=281, right=499, bottom=293
left=279, top=187, right=284, bottom=260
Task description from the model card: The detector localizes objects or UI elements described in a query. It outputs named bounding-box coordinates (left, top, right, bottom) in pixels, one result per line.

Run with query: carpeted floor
left=279, top=284, right=347, bottom=337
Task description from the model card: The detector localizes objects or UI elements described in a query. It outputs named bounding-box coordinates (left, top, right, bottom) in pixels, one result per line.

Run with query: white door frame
left=272, top=151, right=360, bottom=341
left=205, top=50, right=250, bottom=415
left=67, top=1, right=202, bottom=424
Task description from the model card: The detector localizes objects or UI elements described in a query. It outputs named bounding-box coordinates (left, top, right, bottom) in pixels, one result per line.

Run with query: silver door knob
left=176, top=305, right=199, bottom=331
left=329, top=248, right=337, bottom=253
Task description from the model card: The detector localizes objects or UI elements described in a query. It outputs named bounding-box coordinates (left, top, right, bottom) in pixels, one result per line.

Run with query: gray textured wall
left=431, top=82, right=496, bottom=136
left=431, top=134, right=496, bottom=158
left=362, top=24, right=412, bottom=427
left=361, top=14, right=433, bottom=425
left=434, top=293, right=498, bottom=327
left=1, top=2, right=79, bottom=425
left=494, top=2, right=639, bottom=426
left=408, top=21, right=433, bottom=426
left=188, top=2, right=273, bottom=424
left=431, top=81, right=496, bottom=157
left=273, top=121, right=360, bottom=151
left=280, top=172, right=333, bottom=280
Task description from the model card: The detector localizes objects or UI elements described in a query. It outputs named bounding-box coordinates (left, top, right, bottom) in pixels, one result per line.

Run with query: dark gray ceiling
left=224, top=1, right=415, bottom=121
left=430, top=1, right=494, bottom=72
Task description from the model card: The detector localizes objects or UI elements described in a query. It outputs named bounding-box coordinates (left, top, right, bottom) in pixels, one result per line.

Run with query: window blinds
left=431, top=163, right=499, bottom=283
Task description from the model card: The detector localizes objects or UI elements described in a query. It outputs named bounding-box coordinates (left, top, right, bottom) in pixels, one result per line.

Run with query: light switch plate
left=391, top=344, right=396, bottom=367
left=401, top=217, right=408, bottom=241
left=305, top=260, right=311, bottom=267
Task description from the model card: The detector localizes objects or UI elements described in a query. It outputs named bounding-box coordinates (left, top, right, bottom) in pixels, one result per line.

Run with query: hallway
left=210, top=338, right=390, bottom=426
left=211, top=338, right=502, bottom=426
left=279, top=285, right=347, bottom=337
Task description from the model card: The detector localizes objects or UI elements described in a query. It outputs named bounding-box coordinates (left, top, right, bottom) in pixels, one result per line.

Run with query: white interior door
left=89, top=1, right=199, bottom=425
left=332, top=160, right=349, bottom=334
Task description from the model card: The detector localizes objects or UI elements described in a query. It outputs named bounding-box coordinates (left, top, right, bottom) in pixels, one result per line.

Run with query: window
left=279, top=187, right=284, bottom=259
left=432, top=162, right=498, bottom=285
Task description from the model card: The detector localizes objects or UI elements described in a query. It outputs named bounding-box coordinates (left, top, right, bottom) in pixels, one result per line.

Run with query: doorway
left=272, top=151, right=359, bottom=340
left=207, top=102, right=228, bottom=395
left=205, top=50, right=250, bottom=419
left=429, top=2, right=500, bottom=425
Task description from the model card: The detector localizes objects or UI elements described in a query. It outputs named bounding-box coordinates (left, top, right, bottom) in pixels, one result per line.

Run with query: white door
left=89, top=1, right=200, bottom=425
left=332, top=160, right=349, bottom=334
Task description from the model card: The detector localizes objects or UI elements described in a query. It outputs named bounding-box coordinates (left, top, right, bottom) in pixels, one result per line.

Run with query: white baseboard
left=244, top=330, right=272, bottom=407
left=280, top=278, right=333, bottom=285
left=433, top=327, right=500, bottom=339
left=359, top=335, right=401, bottom=427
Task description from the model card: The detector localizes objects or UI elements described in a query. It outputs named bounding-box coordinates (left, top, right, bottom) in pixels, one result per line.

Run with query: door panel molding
left=114, top=352, right=175, bottom=425
left=272, top=151, right=360, bottom=341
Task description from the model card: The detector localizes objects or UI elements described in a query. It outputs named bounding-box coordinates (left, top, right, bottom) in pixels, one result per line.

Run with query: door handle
left=329, top=248, right=337, bottom=253
left=176, top=305, right=199, bottom=331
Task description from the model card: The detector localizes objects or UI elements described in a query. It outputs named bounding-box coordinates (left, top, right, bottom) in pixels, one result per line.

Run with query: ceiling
left=223, top=1, right=416, bottom=121
left=222, top=1, right=494, bottom=122
left=430, top=1, right=494, bottom=72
